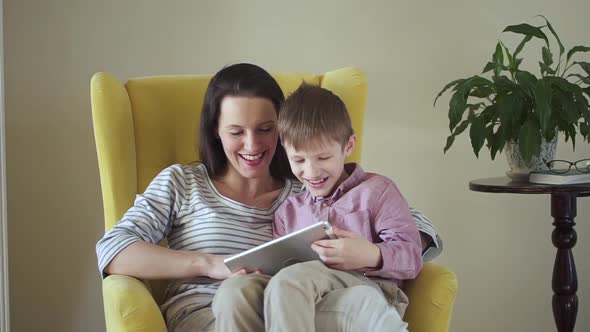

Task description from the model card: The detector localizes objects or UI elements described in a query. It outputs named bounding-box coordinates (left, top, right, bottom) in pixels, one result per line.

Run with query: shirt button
left=322, top=202, right=329, bottom=207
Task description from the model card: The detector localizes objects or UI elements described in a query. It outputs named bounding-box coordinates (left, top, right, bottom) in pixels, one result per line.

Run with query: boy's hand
left=311, top=226, right=382, bottom=271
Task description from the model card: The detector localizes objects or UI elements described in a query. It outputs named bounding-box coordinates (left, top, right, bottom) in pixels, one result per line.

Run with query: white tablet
left=224, top=221, right=334, bottom=275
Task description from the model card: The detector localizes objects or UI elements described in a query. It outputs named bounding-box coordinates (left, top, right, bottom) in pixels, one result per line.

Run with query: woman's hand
left=203, top=254, right=262, bottom=280
left=204, top=254, right=236, bottom=280
left=311, top=226, right=382, bottom=271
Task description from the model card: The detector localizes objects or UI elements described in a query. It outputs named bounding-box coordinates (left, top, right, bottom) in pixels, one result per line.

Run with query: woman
left=96, top=63, right=440, bottom=331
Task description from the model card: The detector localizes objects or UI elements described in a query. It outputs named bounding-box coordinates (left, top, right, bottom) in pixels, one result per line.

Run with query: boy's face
left=284, top=135, right=356, bottom=198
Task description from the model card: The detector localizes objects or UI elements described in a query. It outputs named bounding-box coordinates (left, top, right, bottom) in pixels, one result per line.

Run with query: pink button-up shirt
left=273, top=163, right=423, bottom=282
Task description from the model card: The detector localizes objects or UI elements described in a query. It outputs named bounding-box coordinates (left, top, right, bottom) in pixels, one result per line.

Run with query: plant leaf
left=556, top=116, right=577, bottom=149
left=574, top=62, right=590, bottom=76
left=503, top=23, right=549, bottom=46
left=535, top=78, right=553, bottom=133
left=448, top=89, right=468, bottom=131
left=482, top=62, right=509, bottom=75
left=549, top=76, right=584, bottom=94
left=493, top=42, right=504, bottom=77
left=497, top=93, right=516, bottom=127
left=443, top=117, right=472, bottom=154
left=447, top=76, right=495, bottom=130
left=502, top=42, right=516, bottom=71
left=547, top=77, right=589, bottom=142
left=518, top=117, right=542, bottom=163
left=482, top=61, right=496, bottom=74
left=454, top=118, right=471, bottom=136
left=469, top=115, right=486, bottom=157
left=553, top=89, right=579, bottom=126
left=539, top=62, right=556, bottom=76
left=488, top=124, right=507, bottom=160
left=495, top=124, right=507, bottom=156
left=468, top=102, right=486, bottom=111
left=537, top=15, right=565, bottom=58
left=471, top=86, right=494, bottom=98
left=542, top=46, right=554, bottom=67
left=493, top=75, right=517, bottom=93
left=515, top=70, right=538, bottom=99
left=574, top=87, right=590, bottom=122
left=485, top=124, right=498, bottom=159
left=434, top=79, right=465, bottom=106
left=443, top=134, right=455, bottom=154
left=513, top=35, right=533, bottom=59
left=480, top=104, right=499, bottom=124
left=566, top=46, right=590, bottom=63
left=567, top=74, right=590, bottom=85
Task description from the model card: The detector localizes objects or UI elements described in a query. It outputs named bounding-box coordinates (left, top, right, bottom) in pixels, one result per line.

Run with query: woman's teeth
left=240, top=153, right=263, bottom=161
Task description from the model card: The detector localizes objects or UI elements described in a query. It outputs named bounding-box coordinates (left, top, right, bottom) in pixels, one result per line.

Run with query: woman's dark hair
left=199, top=63, right=294, bottom=180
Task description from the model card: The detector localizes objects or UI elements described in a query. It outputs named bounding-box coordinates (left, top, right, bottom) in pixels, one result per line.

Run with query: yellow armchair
left=91, top=67, right=457, bottom=332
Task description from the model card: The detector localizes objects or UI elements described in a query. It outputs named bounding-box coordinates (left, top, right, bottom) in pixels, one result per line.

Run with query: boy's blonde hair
left=278, top=83, right=354, bottom=150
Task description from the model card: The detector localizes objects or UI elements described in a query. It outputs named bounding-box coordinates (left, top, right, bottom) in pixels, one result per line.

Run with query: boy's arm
left=272, top=203, right=288, bottom=239
left=364, top=181, right=423, bottom=281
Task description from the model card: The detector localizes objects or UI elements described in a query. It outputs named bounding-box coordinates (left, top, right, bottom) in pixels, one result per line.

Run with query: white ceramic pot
left=505, top=135, right=558, bottom=181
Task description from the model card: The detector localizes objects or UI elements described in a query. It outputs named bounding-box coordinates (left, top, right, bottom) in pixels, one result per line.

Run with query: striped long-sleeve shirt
left=96, top=163, right=441, bottom=327
left=96, top=164, right=303, bottom=326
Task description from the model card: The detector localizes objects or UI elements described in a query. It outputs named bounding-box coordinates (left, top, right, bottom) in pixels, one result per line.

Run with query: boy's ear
left=344, top=134, right=357, bottom=157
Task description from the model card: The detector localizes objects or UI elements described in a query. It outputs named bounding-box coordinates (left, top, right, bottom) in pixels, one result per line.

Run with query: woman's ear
left=344, top=134, right=357, bottom=157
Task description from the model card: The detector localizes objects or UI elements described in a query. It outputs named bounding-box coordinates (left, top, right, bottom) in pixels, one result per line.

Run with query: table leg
left=551, top=193, right=578, bottom=332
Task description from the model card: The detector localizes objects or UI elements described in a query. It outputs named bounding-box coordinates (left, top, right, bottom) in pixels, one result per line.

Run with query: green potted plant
left=434, top=16, right=590, bottom=178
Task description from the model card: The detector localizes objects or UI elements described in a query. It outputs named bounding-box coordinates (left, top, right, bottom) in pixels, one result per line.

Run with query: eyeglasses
left=543, top=159, right=590, bottom=174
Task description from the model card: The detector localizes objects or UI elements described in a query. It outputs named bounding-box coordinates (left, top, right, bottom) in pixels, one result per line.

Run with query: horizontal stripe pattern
left=96, top=164, right=302, bottom=325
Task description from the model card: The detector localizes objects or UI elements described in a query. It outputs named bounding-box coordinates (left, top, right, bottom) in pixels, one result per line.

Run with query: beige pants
left=209, top=261, right=408, bottom=332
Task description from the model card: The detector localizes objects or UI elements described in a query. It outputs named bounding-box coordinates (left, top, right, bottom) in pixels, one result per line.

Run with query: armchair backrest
left=90, top=68, right=367, bottom=231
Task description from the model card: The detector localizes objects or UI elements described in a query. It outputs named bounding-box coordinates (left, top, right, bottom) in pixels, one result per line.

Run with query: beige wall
left=4, top=0, right=590, bottom=331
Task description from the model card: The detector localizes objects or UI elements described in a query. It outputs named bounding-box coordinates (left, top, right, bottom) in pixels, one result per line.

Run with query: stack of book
left=529, top=169, right=590, bottom=185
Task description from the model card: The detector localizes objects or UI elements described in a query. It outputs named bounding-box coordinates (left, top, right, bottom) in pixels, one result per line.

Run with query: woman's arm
left=96, top=165, right=232, bottom=280
left=104, top=241, right=230, bottom=280
left=410, top=207, right=443, bottom=261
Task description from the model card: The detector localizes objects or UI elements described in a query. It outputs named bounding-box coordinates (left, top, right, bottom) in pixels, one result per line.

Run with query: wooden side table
left=469, top=177, right=590, bottom=332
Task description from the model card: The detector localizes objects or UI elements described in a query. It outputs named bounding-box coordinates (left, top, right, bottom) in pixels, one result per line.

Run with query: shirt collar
left=311, top=163, right=366, bottom=203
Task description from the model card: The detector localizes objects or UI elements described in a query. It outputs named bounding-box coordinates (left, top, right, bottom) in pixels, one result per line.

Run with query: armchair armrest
left=403, top=263, right=458, bottom=332
left=103, top=275, right=167, bottom=332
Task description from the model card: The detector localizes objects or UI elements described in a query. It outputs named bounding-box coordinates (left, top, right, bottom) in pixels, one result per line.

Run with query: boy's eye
left=229, top=131, right=243, bottom=136
left=258, top=127, right=272, bottom=133
left=319, top=156, right=332, bottom=161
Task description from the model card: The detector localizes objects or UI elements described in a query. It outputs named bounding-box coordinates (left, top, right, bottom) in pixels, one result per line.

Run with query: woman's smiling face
left=217, top=95, right=279, bottom=179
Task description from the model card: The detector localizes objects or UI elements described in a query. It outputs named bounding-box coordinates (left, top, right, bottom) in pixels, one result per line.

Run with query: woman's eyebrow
left=225, top=121, right=275, bottom=128
left=224, top=125, right=243, bottom=129
left=258, top=120, right=276, bottom=126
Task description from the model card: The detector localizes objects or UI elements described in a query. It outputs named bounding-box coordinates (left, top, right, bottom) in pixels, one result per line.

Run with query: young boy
left=263, top=83, right=422, bottom=332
